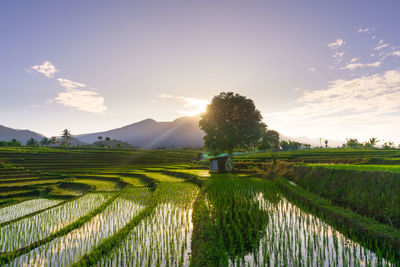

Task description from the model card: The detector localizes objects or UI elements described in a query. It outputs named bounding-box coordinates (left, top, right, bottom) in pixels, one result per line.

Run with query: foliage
left=60, top=129, right=72, bottom=146
left=258, top=129, right=280, bottom=151
left=199, top=92, right=266, bottom=157
left=0, top=139, right=22, bottom=147
left=346, top=138, right=362, bottom=148
left=280, top=140, right=310, bottom=151
left=25, top=138, right=38, bottom=147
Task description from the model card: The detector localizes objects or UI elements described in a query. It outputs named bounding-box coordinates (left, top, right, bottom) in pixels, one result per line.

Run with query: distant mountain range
left=76, top=116, right=204, bottom=149
left=0, top=116, right=345, bottom=148
left=0, top=125, right=44, bottom=144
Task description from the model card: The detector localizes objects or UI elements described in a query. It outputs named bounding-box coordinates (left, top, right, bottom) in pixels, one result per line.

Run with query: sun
left=178, top=97, right=208, bottom=116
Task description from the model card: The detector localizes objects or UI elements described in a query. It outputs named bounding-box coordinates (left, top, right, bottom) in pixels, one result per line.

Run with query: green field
left=0, top=147, right=399, bottom=265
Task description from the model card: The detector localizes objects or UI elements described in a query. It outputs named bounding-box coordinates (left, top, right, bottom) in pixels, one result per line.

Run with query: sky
left=1, top=1, right=400, bottom=144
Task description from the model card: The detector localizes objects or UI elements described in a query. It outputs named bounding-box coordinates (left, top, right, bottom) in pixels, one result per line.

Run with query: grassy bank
left=273, top=161, right=400, bottom=229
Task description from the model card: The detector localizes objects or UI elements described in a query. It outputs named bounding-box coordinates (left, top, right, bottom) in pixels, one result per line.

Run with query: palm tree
left=61, top=129, right=72, bottom=146
left=368, top=137, right=379, bottom=148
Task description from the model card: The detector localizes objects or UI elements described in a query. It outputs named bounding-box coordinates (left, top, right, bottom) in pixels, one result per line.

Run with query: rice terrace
left=2, top=1, right=400, bottom=266
left=0, top=146, right=398, bottom=266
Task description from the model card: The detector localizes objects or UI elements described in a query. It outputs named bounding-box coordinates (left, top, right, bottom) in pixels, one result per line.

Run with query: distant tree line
left=0, top=139, right=22, bottom=147
left=345, top=137, right=397, bottom=149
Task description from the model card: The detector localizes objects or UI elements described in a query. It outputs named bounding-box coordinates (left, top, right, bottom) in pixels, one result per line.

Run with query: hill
left=0, top=125, right=44, bottom=144
left=76, top=116, right=204, bottom=149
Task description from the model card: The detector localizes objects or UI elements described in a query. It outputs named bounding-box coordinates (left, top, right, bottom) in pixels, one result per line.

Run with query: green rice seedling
left=136, top=171, right=186, bottom=183
left=96, top=182, right=199, bottom=266
left=0, top=193, right=111, bottom=252
left=239, top=196, right=393, bottom=266
left=205, top=174, right=271, bottom=263
left=170, top=169, right=211, bottom=178
left=0, top=198, right=62, bottom=224
left=7, top=187, right=152, bottom=266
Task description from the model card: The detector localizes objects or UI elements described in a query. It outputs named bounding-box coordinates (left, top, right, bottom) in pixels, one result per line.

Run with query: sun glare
left=178, top=97, right=208, bottom=116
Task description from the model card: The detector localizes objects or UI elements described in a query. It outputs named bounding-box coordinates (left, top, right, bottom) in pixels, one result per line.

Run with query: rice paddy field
left=0, top=147, right=399, bottom=266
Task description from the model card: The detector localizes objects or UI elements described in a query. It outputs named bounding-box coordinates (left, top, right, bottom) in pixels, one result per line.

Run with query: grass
left=135, top=171, right=186, bottom=183
left=74, top=178, right=121, bottom=191
left=309, top=163, right=400, bottom=172
left=273, top=162, right=400, bottom=228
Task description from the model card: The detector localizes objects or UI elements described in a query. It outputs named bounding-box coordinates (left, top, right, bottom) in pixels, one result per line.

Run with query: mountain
left=76, top=116, right=205, bottom=149
left=1, top=117, right=346, bottom=149
left=0, top=125, right=45, bottom=144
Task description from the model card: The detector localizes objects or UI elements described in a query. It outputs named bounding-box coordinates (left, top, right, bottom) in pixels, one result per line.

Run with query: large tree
left=199, top=92, right=266, bottom=171
left=258, top=130, right=280, bottom=151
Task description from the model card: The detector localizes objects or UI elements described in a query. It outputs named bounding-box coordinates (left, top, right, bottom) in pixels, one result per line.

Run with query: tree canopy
left=199, top=92, right=266, bottom=157
left=258, top=130, right=280, bottom=151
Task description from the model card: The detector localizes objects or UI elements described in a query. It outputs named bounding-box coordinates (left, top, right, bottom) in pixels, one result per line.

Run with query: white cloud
left=157, top=93, right=174, bottom=99
left=357, top=27, right=374, bottom=33
left=57, top=78, right=86, bottom=90
left=333, top=51, right=344, bottom=63
left=30, top=61, right=58, bottom=78
left=341, top=61, right=381, bottom=71
left=392, top=51, right=400, bottom=57
left=156, top=93, right=208, bottom=116
left=308, top=67, right=316, bottom=72
left=328, top=39, right=345, bottom=49
left=53, top=78, right=107, bottom=114
left=264, top=70, right=400, bottom=141
left=375, top=43, right=389, bottom=51
left=350, top=57, right=358, bottom=63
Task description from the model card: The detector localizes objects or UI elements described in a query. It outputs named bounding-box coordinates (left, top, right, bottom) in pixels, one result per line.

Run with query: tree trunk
left=227, top=152, right=233, bottom=172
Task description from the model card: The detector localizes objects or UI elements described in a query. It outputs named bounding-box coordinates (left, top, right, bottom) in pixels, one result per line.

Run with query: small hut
left=209, top=155, right=228, bottom=172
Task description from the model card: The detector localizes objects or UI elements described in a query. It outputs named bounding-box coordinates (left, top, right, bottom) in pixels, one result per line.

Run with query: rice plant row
left=96, top=182, right=199, bottom=266
left=0, top=193, right=111, bottom=252
left=203, top=174, right=393, bottom=266
left=205, top=175, right=270, bottom=264
left=137, top=171, right=186, bottom=183
left=0, top=198, right=62, bottom=224
left=237, top=196, right=392, bottom=266
left=7, top=187, right=152, bottom=267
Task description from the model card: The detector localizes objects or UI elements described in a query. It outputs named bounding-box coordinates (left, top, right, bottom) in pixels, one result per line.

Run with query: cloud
left=155, top=93, right=208, bottom=116
left=375, top=43, right=389, bottom=51
left=53, top=78, right=107, bottom=114
left=308, top=67, right=316, bottom=72
left=57, top=78, right=86, bottom=90
left=341, top=61, right=381, bottom=71
left=328, top=39, right=345, bottom=49
left=30, top=61, right=58, bottom=78
left=392, top=51, right=400, bottom=57
left=350, top=57, right=358, bottom=63
left=357, top=27, right=374, bottom=33
left=157, top=93, right=174, bottom=99
left=333, top=51, right=344, bottom=63
left=264, top=70, right=400, bottom=141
